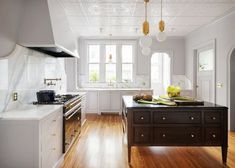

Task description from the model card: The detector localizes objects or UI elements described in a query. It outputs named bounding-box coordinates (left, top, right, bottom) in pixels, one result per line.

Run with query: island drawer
left=133, top=126, right=151, bottom=143
left=153, top=111, right=201, bottom=124
left=154, top=127, right=201, bottom=145
left=133, top=111, right=151, bottom=124
left=204, top=111, right=221, bottom=124
left=205, top=127, right=221, bottom=145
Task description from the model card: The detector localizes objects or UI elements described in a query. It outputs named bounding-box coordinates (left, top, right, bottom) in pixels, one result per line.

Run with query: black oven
left=63, top=96, right=82, bottom=153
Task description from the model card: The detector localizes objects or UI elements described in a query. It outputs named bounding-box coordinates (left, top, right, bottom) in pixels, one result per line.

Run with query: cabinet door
left=81, top=95, right=86, bottom=125
left=99, top=91, right=110, bottom=112
left=110, top=91, right=121, bottom=113
left=86, top=91, right=98, bottom=113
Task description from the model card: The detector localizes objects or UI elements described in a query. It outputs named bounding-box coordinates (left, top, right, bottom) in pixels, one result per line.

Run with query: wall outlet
left=13, top=92, right=18, bottom=101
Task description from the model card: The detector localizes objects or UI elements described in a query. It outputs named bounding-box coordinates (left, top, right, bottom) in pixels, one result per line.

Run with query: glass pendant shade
left=141, top=47, right=151, bottom=56
left=139, top=35, right=152, bottom=48
left=157, top=31, right=167, bottom=42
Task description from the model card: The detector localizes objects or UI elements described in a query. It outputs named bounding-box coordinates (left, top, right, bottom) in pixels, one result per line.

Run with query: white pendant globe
left=141, top=47, right=151, bottom=56
left=139, top=36, right=152, bottom=48
left=157, top=31, right=167, bottom=42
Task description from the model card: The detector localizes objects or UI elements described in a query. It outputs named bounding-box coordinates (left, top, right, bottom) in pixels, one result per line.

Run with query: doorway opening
left=230, top=48, right=235, bottom=131
left=151, top=52, right=171, bottom=96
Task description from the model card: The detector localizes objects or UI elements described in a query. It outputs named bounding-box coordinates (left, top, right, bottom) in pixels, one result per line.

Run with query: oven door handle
left=64, top=103, right=81, bottom=117
left=65, top=107, right=81, bottom=120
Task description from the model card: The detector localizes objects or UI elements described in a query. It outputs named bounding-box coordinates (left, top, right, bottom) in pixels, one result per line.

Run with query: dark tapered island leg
left=222, top=146, right=228, bottom=163
left=128, top=145, right=131, bottom=163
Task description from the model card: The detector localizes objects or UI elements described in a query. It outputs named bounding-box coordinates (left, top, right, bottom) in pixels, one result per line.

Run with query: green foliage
left=89, top=71, right=99, bottom=82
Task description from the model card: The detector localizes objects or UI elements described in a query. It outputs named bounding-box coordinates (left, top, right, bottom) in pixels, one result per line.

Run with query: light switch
left=13, top=92, right=18, bottom=101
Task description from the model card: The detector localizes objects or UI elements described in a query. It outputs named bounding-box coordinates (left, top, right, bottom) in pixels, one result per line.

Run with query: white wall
left=0, top=0, right=24, bottom=57
left=0, top=45, right=67, bottom=113
left=138, top=37, right=185, bottom=75
left=76, top=37, right=185, bottom=89
left=185, top=11, right=235, bottom=130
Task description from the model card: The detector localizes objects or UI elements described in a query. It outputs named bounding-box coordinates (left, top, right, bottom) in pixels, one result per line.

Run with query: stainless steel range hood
left=18, top=0, right=79, bottom=58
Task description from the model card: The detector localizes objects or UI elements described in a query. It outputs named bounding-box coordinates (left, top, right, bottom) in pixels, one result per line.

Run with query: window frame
left=85, top=40, right=136, bottom=84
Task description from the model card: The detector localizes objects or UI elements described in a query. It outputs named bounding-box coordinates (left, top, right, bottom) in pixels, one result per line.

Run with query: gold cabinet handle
left=162, top=117, right=166, bottom=120
left=162, top=134, right=166, bottom=138
left=191, top=134, right=195, bottom=138
left=140, top=116, right=144, bottom=120
left=212, top=134, right=216, bottom=138
left=190, top=116, right=195, bottom=120
left=141, top=134, right=144, bottom=137
left=212, top=117, right=216, bottom=120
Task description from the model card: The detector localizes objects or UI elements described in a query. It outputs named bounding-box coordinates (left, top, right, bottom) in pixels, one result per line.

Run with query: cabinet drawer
left=205, top=128, right=221, bottom=145
left=133, top=111, right=151, bottom=124
left=154, top=111, right=201, bottom=124
left=205, top=112, right=221, bottom=124
left=155, top=127, right=201, bottom=145
left=134, top=127, right=151, bottom=143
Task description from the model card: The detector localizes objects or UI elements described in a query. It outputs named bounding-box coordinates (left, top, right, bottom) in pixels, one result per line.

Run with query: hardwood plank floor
left=60, top=114, right=235, bottom=168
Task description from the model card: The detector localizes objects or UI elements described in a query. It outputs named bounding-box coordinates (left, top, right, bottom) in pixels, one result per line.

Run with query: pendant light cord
left=145, top=1, right=147, bottom=21
left=160, top=0, right=162, bottom=20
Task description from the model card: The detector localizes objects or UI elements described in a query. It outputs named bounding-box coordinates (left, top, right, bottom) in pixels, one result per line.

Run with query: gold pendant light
left=140, top=0, right=152, bottom=56
left=157, top=0, right=167, bottom=42
left=143, top=0, right=149, bottom=35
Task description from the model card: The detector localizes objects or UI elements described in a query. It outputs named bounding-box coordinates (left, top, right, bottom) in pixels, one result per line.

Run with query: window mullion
left=117, top=44, right=122, bottom=83
left=100, top=44, right=105, bottom=83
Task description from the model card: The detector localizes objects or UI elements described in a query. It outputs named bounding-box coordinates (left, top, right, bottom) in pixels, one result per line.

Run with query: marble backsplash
left=0, top=45, right=67, bottom=113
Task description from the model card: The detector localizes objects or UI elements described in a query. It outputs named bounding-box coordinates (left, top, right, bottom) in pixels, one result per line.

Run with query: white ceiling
left=59, top=0, right=235, bottom=37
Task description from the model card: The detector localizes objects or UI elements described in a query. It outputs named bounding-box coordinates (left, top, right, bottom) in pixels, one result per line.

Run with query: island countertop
left=122, top=96, right=227, bottom=109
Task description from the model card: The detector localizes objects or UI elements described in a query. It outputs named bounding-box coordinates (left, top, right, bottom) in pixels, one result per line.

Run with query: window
left=122, top=45, right=133, bottom=82
left=198, top=49, right=214, bottom=71
left=88, top=45, right=100, bottom=82
left=87, top=41, right=135, bottom=84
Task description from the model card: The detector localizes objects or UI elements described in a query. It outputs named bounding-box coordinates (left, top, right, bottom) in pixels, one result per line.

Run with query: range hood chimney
left=18, top=0, right=79, bottom=58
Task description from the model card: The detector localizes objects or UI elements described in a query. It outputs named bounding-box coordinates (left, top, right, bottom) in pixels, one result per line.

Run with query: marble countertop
left=0, top=105, right=63, bottom=121
left=78, top=88, right=153, bottom=91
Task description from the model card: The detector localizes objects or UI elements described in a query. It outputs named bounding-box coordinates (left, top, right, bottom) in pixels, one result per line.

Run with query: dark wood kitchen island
left=122, top=96, right=228, bottom=164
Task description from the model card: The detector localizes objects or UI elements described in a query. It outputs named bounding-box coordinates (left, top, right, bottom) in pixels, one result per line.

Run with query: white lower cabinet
left=99, top=91, right=111, bottom=112
left=0, top=108, right=63, bottom=168
left=110, top=91, right=121, bottom=112
left=81, top=94, right=87, bottom=125
left=83, top=89, right=153, bottom=114
left=86, top=91, right=98, bottom=112
left=99, top=91, right=121, bottom=113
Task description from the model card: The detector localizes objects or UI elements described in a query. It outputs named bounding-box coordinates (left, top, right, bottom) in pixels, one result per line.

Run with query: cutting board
left=174, top=99, right=204, bottom=105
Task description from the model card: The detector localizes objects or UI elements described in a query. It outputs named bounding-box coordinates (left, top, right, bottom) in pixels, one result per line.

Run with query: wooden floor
left=60, top=114, right=235, bottom=168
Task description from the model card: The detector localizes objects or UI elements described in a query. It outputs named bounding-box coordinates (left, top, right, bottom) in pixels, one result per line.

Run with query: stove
left=33, top=94, right=80, bottom=105
left=33, top=93, right=82, bottom=153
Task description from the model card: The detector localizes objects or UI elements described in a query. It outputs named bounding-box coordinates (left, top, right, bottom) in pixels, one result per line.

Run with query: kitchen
left=0, top=0, right=235, bottom=168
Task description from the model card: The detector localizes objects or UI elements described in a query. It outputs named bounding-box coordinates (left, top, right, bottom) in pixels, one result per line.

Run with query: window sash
left=86, top=40, right=136, bottom=84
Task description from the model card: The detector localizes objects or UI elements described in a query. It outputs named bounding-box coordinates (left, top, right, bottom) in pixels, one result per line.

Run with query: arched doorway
left=151, top=52, right=171, bottom=96
left=230, top=49, right=235, bottom=131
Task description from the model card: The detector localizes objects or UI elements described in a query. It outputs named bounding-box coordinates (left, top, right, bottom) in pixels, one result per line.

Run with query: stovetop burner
left=33, top=94, right=79, bottom=105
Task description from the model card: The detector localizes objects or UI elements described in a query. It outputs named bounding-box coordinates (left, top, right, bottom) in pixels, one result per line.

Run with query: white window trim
left=85, top=39, right=137, bottom=84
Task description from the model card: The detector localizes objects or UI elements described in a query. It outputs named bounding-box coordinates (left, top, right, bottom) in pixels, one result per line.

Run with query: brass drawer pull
left=190, top=134, right=195, bottom=138
left=162, top=134, right=166, bottom=138
left=211, top=117, right=216, bottom=120
left=212, top=134, right=216, bottom=138
left=141, top=134, right=144, bottom=137
left=190, top=116, right=195, bottom=120
left=162, top=117, right=166, bottom=120
left=140, top=116, right=144, bottom=120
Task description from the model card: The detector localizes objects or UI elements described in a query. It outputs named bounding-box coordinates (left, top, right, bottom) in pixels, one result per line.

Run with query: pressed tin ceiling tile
left=60, top=0, right=235, bottom=37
